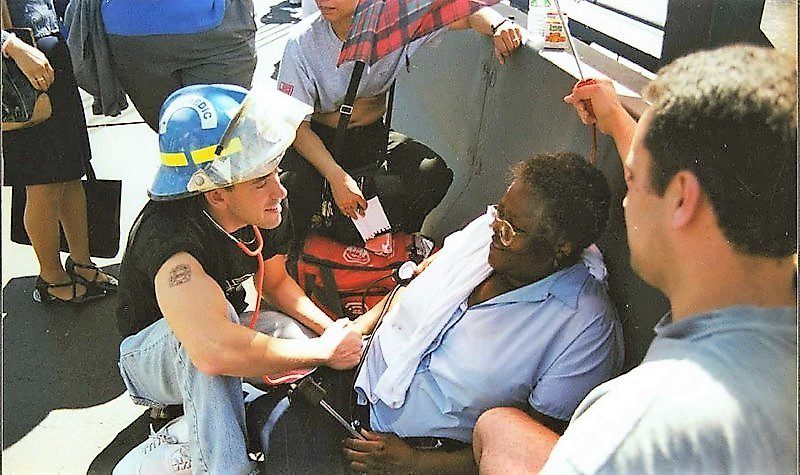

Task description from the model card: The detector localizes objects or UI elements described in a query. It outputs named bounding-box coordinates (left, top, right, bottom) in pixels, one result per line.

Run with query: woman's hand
left=492, top=20, right=524, bottom=65
left=329, top=172, right=368, bottom=220
left=343, top=430, right=417, bottom=473
left=6, top=35, right=54, bottom=91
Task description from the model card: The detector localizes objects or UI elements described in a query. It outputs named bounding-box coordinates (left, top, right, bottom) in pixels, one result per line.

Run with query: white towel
left=361, top=208, right=495, bottom=409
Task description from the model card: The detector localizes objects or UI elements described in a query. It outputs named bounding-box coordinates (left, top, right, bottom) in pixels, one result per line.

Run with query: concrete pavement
left=2, top=1, right=300, bottom=472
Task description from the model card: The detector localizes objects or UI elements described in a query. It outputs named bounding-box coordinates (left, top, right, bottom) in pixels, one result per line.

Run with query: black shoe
left=65, top=256, right=119, bottom=293
left=32, top=276, right=104, bottom=304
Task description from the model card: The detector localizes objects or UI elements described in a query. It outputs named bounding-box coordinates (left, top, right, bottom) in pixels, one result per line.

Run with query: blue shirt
left=542, top=306, right=797, bottom=474
left=360, top=262, right=624, bottom=443
left=101, top=0, right=226, bottom=36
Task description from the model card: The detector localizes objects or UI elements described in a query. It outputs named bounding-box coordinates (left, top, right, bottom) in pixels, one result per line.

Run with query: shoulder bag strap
left=84, top=160, right=97, bottom=181
left=384, top=81, right=396, bottom=150
left=333, top=61, right=366, bottom=159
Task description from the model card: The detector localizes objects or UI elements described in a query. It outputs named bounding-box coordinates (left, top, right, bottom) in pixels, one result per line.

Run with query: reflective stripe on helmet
left=159, top=137, right=243, bottom=167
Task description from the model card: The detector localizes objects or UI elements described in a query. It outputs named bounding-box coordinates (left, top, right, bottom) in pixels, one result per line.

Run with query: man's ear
left=668, top=171, right=702, bottom=228
left=203, top=188, right=228, bottom=210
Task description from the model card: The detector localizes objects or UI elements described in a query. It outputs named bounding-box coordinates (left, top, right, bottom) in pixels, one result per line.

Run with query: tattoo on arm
left=169, top=264, right=192, bottom=287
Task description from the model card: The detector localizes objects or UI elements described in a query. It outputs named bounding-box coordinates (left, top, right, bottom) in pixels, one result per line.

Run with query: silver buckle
left=339, top=104, right=354, bottom=116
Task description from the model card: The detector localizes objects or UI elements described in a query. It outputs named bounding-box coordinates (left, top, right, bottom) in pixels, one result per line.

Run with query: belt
left=354, top=404, right=467, bottom=452
left=402, top=436, right=469, bottom=452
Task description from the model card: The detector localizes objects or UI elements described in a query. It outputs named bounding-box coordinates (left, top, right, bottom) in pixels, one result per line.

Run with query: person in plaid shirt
left=276, top=0, right=524, bottom=243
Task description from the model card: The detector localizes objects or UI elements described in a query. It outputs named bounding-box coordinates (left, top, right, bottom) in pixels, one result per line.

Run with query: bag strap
left=305, top=267, right=344, bottom=318
left=384, top=81, right=396, bottom=148
left=334, top=61, right=366, bottom=159
left=335, top=65, right=398, bottom=159
left=2, top=0, right=13, bottom=29
left=84, top=160, right=97, bottom=182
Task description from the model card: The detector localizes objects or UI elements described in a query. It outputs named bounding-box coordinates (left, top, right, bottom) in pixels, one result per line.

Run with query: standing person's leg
left=24, top=183, right=88, bottom=301
left=107, top=35, right=183, bottom=131
left=40, top=32, right=117, bottom=289
left=385, top=132, right=453, bottom=233
left=59, top=181, right=118, bottom=289
left=178, top=0, right=257, bottom=89
left=118, top=306, right=256, bottom=474
left=56, top=180, right=89, bottom=263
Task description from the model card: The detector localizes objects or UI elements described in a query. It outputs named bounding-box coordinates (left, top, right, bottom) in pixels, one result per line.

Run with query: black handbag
left=1, top=27, right=53, bottom=131
left=11, top=163, right=122, bottom=258
left=315, top=161, right=407, bottom=245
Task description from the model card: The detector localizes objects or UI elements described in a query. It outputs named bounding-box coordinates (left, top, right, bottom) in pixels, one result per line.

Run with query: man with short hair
left=115, top=84, right=363, bottom=474
left=472, top=45, right=797, bottom=473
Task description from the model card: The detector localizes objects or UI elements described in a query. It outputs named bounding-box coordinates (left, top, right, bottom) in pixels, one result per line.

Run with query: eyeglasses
left=488, top=205, right=526, bottom=247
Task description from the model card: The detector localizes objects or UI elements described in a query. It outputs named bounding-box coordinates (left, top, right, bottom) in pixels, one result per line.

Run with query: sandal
left=32, top=276, right=105, bottom=304
left=65, top=256, right=119, bottom=293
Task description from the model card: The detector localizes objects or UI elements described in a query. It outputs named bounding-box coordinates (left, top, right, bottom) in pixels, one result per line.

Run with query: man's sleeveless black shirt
left=116, top=198, right=292, bottom=338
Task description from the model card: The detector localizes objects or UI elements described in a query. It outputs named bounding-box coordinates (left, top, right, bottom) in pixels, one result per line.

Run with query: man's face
left=623, top=111, right=669, bottom=287
left=316, top=0, right=358, bottom=25
left=225, top=171, right=287, bottom=230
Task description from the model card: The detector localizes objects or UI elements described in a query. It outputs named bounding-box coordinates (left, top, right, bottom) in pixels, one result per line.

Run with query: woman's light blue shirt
left=359, top=262, right=624, bottom=443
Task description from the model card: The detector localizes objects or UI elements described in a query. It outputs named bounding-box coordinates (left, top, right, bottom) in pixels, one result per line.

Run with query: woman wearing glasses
left=260, top=152, right=624, bottom=474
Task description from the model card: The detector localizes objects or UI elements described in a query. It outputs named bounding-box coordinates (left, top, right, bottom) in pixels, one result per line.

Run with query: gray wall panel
left=393, top=32, right=669, bottom=369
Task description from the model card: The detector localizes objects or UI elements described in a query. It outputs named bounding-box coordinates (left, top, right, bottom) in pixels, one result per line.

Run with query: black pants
left=248, top=368, right=468, bottom=474
left=280, top=121, right=453, bottom=245
left=249, top=368, right=357, bottom=474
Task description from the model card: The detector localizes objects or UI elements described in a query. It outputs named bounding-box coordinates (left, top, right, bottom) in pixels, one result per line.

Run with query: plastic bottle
left=527, top=0, right=551, bottom=41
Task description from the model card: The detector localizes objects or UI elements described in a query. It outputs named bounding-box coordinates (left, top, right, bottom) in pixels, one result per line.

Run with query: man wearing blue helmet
left=115, top=84, right=363, bottom=474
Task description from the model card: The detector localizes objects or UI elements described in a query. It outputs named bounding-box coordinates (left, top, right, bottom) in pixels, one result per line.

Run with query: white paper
left=352, top=196, right=392, bottom=241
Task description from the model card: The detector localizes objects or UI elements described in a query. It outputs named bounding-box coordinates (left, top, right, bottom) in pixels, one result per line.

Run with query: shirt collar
left=483, top=262, right=590, bottom=309
left=654, top=305, right=796, bottom=340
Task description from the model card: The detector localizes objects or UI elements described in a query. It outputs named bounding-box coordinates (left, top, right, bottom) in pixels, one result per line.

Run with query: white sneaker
left=113, top=415, right=192, bottom=475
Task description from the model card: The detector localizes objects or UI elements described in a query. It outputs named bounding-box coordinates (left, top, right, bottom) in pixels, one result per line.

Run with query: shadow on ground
left=260, top=0, right=302, bottom=25
left=87, top=411, right=151, bottom=473
left=1, top=265, right=125, bottom=448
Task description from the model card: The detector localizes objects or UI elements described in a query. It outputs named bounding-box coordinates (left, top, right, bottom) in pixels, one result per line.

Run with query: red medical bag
left=296, top=232, right=434, bottom=319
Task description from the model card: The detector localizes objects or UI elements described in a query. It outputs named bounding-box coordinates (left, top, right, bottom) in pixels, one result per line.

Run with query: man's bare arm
left=564, top=79, right=638, bottom=167
left=352, top=286, right=407, bottom=335
left=261, top=253, right=335, bottom=335
left=472, top=407, right=559, bottom=474
left=154, top=252, right=361, bottom=378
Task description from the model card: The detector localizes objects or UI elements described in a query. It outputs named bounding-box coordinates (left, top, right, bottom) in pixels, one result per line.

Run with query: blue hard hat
left=149, top=83, right=312, bottom=200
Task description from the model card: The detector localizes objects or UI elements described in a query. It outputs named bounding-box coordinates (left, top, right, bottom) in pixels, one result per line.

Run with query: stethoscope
left=202, top=210, right=265, bottom=330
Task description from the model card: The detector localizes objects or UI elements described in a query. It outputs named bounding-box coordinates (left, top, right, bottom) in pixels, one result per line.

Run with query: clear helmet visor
left=185, top=86, right=313, bottom=194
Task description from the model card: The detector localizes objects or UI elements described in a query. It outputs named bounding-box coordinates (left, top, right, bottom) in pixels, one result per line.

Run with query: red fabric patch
left=278, top=81, right=294, bottom=96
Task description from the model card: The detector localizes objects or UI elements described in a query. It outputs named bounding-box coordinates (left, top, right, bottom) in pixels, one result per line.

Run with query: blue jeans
left=118, top=306, right=300, bottom=474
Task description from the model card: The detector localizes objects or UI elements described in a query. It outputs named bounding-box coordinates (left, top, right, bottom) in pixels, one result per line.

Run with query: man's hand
left=343, top=430, right=416, bottom=473
left=492, top=20, right=524, bottom=65
left=329, top=172, right=368, bottom=220
left=6, top=36, right=55, bottom=91
left=319, top=319, right=362, bottom=369
left=563, top=78, right=626, bottom=135
left=564, top=78, right=638, bottom=165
